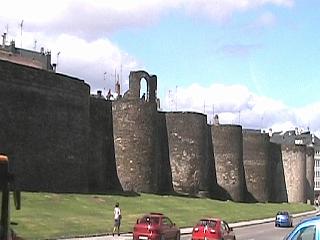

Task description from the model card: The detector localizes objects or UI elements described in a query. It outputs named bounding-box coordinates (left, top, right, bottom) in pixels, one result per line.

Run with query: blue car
left=275, top=211, right=293, bottom=227
left=283, top=216, right=320, bottom=240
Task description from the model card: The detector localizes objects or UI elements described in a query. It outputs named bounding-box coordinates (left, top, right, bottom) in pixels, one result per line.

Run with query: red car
left=133, top=212, right=180, bottom=240
left=191, top=218, right=236, bottom=240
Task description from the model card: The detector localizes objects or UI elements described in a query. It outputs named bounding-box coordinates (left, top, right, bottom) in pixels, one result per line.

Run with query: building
left=0, top=32, right=53, bottom=71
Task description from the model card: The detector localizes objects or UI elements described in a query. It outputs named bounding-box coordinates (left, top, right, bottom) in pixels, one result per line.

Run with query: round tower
left=112, top=70, right=161, bottom=193
left=243, top=130, right=270, bottom=202
left=165, top=111, right=210, bottom=195
left=281, top=144, right=307, bottom=203
left=211, top=124, right=245, bottom=202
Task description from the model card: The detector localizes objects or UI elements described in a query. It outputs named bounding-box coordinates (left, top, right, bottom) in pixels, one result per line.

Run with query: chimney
left=97, top=90, right=102, bottom=98
left=213, top=114, right=219, bottom=126
left=52, top=63, right=57, bottom=72
left=115, top=80, right=120, bottom=96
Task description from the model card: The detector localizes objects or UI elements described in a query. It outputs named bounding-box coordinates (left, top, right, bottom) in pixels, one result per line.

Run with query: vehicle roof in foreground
left=283, top=216, right=320, bottom=240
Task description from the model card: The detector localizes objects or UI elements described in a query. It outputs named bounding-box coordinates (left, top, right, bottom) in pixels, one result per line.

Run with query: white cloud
left=12, top=31, right=141, bottom=94
left=162, top=83, right=319, bottom=136
left=49, top=34, right=141, bottom=93
left=1, top=0, right=294, bottom=40
left=183, top=0, right=293, bottom=21
left=1, top=0, right=179, bottom=40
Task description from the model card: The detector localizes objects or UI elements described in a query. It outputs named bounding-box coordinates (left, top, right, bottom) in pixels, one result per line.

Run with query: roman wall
left=211, top=124, right=245, bottom=202
left=0, top=59, right=90, bottom=192
left=269, top=142, right=288, bottom=202
left=156, top=112, right=174, bottom=193
left=0, top=61, right=316, bottom=204
left=89, top=97, right=122, bottom=193
left=242, top=130, right=270, bottom=202
left=281, top=144, right=307, bottom=203
left=205, top=124, right=219, bottom=197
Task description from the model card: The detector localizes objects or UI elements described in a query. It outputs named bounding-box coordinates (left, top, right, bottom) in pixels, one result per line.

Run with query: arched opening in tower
left=140, top=77, right=148, bottom=101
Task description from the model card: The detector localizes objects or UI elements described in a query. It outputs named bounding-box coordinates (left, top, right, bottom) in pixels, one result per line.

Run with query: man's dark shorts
left=114, top=218, right=121, bottom=227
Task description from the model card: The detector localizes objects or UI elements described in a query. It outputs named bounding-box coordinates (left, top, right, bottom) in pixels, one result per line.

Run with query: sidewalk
left=59, top=210, right=318, bottom=240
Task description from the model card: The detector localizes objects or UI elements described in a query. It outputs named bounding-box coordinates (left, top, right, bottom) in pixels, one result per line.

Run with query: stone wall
left=0, top=59, right=90, bottom=192
left=206, top=124, right=219, bottom=197
left=156, top=112, right=174, bottom=193
left=89, top=97, right=122, bottom=193
left=0, top=61, right=315, bottom=203
left=269, top=142, right=287, bottom=202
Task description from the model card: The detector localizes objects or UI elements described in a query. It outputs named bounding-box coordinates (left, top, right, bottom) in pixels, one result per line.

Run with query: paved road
left=60, top=211, right=318, bottom=240
left=177, top=214, right=313, bottom=240
left=232, top=215, right=305, bottom=240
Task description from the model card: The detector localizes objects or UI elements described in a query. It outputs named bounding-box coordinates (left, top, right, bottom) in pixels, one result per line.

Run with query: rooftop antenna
left=114, top=68, right=117, bottom=90
left=104, top=72, right=107, bottom=95
left=212, top=104, right=215, bottom=123
left=33, top=40, right=37, bottom=50
left=56, top=51, right=61, bottom=71
left=19, top=20, right=24, bottom=48
left=175, top=85, right=178, bottom=111
left=120, top=64, right=122, bottom=95
left=168, top=90, right=172, bottom=111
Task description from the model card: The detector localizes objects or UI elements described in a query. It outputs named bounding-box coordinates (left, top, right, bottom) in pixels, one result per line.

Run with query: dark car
left=133, top=212, right=180, bottom=240
left=275, top=211, right=293, bottom=227
left=283, top=216, right=320, bottom=240
left=191, top=218, right=236, bottom=240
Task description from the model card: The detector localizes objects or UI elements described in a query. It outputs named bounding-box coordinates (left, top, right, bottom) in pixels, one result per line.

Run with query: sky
left=1, top=0, right=320, bottom=137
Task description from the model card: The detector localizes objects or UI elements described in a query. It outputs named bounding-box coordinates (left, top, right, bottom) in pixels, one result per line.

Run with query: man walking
left=113, top=202, right=121, bottom=236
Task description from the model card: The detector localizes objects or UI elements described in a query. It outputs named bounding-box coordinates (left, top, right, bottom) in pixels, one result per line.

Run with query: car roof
left=142, top=212, right=164, bottom=217
left=148, top=212, right=164, bottom=216
left=300, top=216, right=320, bottom=224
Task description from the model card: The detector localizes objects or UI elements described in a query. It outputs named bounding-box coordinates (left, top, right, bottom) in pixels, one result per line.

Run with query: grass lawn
left=10, top=192, right=315, bottom=240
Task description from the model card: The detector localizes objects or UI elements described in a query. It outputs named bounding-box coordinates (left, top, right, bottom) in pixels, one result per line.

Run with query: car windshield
left=198, top=220, right=217, bottom=228
left=277, top=211, right=289, bottom=215
left=139, top=216, right=160, bottom=225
